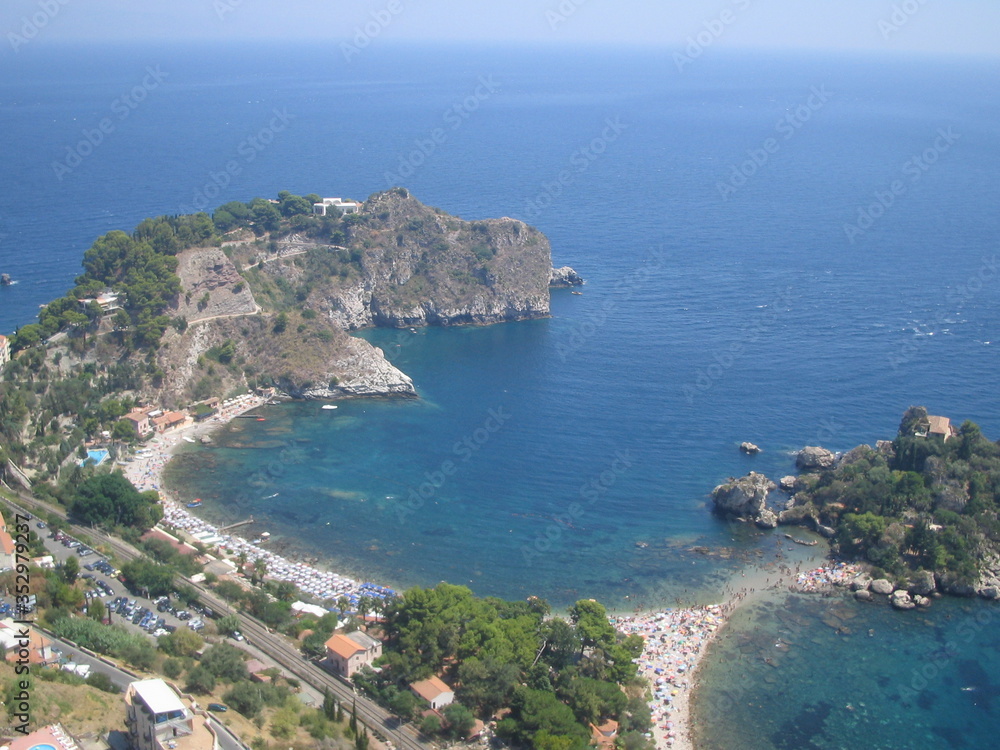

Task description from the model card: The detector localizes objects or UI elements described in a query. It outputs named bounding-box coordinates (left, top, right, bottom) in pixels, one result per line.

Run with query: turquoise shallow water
left=694, top=592, right=1000, bottom=750
left=4, top=43, right=1000, bottom=748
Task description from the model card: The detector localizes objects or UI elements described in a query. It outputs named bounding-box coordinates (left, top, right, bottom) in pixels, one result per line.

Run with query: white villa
left=313, top=197, right=361, bottom=216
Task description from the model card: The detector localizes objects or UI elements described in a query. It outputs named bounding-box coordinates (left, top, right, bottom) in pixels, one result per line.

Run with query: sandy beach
left=116, top=394, right=861, bottom=750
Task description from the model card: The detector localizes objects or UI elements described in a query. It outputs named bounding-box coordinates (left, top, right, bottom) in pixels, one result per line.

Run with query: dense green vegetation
left=793, top=407, right=1000, bottom=586
left=0, top=190, right=344, bottom=498
left=71, top=473, right=162, bottom=531
left=352, top=584, right=652, bottom=750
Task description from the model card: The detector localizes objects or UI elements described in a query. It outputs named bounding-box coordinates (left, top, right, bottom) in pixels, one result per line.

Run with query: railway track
left=0, top=490, right=432, bottom=750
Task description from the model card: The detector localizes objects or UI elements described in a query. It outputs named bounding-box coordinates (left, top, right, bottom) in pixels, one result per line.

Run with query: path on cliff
left=187, top=305, right=264, bottom=326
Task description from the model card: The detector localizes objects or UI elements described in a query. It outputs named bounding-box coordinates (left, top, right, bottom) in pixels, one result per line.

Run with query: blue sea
left=2, top=42, right=999, bottom=748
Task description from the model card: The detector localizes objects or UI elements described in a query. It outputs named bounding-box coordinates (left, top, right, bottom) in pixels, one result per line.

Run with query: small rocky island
left=712, top=407, right=1000, bottom=602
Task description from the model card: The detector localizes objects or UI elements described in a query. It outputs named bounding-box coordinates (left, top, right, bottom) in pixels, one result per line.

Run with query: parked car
left=206, top=704, right=228, bottom=712
left=230, top=631, right=245, bottom=642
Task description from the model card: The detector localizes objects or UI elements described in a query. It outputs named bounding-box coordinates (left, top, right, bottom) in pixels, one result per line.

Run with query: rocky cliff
left=151, top=189, right=573, bottom=402
left=249, top=189, right=558, bottom=331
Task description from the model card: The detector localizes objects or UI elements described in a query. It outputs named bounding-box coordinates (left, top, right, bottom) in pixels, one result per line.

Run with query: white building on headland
left=0, top=333, right=9, bottom=368
left=313, top=197, right=361, bottom=216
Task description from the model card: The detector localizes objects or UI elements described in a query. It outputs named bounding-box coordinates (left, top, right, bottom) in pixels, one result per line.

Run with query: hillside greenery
left=352, top=583, right=653, bottom=750
left=793, top=407, right=1000, bottom=585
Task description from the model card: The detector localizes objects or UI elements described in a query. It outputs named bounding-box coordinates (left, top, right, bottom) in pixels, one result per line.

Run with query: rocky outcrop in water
left=549, top=266, right=585, bottom=287
left=712, top=472, right=777, bottom=527
left=796, top=446, right=837, bottom=470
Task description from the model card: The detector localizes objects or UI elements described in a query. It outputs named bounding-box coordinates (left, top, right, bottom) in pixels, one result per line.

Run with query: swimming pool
left=79, top=449, right=109, bottom=467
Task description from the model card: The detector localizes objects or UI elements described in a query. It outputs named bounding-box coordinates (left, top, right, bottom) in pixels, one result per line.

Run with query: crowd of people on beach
left=159, top=499, right=396, bottom=606
left=794, top=561, right=862, bottom=592
left=613, top=605, right=726, bottom=747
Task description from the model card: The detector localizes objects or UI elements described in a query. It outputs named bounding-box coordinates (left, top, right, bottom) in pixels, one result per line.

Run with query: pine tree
left=323, top=688, right=337, bottom=721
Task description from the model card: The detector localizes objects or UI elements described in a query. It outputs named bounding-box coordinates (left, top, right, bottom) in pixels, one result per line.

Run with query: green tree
left=224, top=682, right=265, bottom=717
left=388, top=689, right=418, bottom=721
left=61, top=555, right=79, bottom=584
left=443, top=702, right=475, bottom=739
left=185, top=666, right=217, bottom=694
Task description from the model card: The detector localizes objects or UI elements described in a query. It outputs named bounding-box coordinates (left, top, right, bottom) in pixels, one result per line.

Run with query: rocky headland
left=710, top=407, right=1000, bottom=604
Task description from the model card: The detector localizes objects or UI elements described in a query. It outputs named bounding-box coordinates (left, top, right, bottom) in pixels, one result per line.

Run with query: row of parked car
left=153, top=596, right=207, bottom=631
left=83, top=558, right=118, bottom=577
left=112, top=597, right=177, bottom=637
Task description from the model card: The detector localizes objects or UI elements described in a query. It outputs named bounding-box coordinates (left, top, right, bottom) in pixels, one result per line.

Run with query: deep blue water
left=2, top=42, right=999, bottom=748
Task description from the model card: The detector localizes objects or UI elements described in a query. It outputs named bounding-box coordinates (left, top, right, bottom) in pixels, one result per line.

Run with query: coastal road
left=0, top=490, right=431, bottom=750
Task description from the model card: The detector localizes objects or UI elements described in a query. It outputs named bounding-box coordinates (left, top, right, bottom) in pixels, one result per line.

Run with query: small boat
left=187, top=499, right=203, bottom=508
left=321, top=404, right=338, bottom=410
left=182, top=436, right=196, bottom=443
left=256, top=417, right=266, bottom=421
left=263, top=493, right=279, bottom=499
left=571, top=291, right=583, bottom=295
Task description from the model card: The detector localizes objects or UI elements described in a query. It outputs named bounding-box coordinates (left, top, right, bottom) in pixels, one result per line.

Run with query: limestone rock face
left=908, top=570, right=937, bottom=596
left=850, top=575, right=872, bottom=592
left=913, top=595, right=932, bottom=607
left=549, top=266, right=585, bottom=287
left=890, top=590, right=916, bottom=610
left=779, top=475, right=797, bottom=491
left=796, top=446, right=837, bottom=470
left=740, top=442, right=761, bottom=455
left=871, top=579, right=894, bottom=596
left=937, top=572, right=977, bottom=597
left=756, top=509, right=779, bottom=529
left=713, top=472, right=774, bottom=516
left=854, top=589, right=873, bottom=602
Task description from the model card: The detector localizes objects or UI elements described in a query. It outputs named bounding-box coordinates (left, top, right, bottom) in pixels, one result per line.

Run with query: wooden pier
left=218, top=516, right=255, bottom=532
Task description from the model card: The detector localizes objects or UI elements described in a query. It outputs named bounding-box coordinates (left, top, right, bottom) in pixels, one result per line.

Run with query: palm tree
left=236, top=549, right=248, bottom=575
left=337, top=595, right=350, bottom=620
left=252, top=556, right=267, bottom=585
left=357, top=596, right=372, bottom=629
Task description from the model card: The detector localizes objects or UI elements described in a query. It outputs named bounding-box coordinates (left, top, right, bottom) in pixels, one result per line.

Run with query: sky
left=2, top=0, right=998, bottom=57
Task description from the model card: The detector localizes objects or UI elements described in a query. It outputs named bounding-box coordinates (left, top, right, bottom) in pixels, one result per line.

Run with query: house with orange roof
left=0, top=618, right=54, bottom=665
left=590, top=719, right=619, bottom=749
left=324, top=631, right=382, bottom=677
left=152, top=410, right=188, bottom=433
left=409, top=676, right=455, bottom=710
left=124, top=408, right=154, bottom=438
left=927, top=414, right=958, bottom=442
left=0, top=510, right=15, bottom=570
